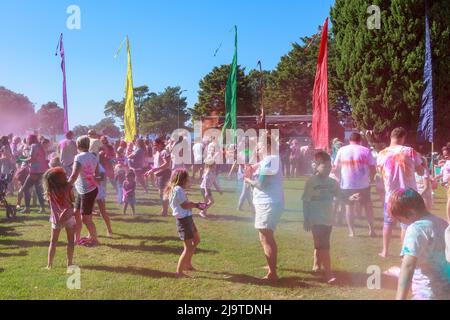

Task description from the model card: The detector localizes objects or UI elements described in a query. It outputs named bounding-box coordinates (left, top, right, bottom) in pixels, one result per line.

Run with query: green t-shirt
left=302, top=175, right=339, bottom=226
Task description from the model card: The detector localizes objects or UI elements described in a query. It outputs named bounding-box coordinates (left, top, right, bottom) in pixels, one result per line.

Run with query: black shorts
left=176, top=216, right=198, bottom=241
left=156, top=169, right=171, bottom=190
left=341, top=187, right=371, bottom=205
left=75, top=188, right=98, bottom=216
left=312, top=225, right=332, bottom=250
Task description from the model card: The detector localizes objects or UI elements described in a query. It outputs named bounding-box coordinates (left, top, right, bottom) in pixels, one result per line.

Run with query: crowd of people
left=1, top=126, right=450, bottom=299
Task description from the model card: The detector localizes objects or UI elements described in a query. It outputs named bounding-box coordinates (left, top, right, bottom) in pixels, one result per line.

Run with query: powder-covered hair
left=388, top=188, right=427, bottom=220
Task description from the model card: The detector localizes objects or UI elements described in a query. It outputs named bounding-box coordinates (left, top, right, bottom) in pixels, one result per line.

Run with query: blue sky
left=0, top=0, right=334, bottom=127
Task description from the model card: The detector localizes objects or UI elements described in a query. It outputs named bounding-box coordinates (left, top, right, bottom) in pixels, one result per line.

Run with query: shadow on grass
left=0, top=250, right=28, bottom=258
left=105, top=242, right=218, bottom=255
left=0, top=225, right=21, bottom=237
left=110, top=216, right=166, bottom=224
left=0, top=268, right=4, bottom=273
left=283, top=269, right=397, bottom=290
left=82, top=265, right=177, bottom=279
left=113, top=232, right=179, bottom=243
left=2, top=215, right=49, bottom=223
left=0, top=239, right=60, bottom=248
left=199, top=270, right=315, bottom=289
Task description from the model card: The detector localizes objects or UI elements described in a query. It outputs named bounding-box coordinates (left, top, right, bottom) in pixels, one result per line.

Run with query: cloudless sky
left=0, top=0, right=334, bottom=127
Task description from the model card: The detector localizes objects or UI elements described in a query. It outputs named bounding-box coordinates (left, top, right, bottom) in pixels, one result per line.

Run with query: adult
left=244, top=138, right=284, bottom=281
left=192, top=138, right=204, bottom=179
left=58, top=131, right=78, bottom=177
left=334, top=132, right=376, bottom=237
left=99, top=136, right=117, bottom=190
left=68, top=136, right=99, bottom=245
left=377, top=127, right=424, bottom=258
left=128, top=138, right=148, bottom=193
left=88, top=130, right=102, bottom=158
left=0, top=136, right=15, bottom=194
left=145, top=138, right=172, bottom=216
left=279, top=138, right=291, bottom=178
left=289, top=139, right=301, bottom=177
left=20, top=134, right=48, bottom=214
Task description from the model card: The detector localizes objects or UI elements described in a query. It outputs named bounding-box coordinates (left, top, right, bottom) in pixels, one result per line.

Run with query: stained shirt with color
left=376, top=145, right=422, bottom=203
left=334, top=144, right=375, bottom=190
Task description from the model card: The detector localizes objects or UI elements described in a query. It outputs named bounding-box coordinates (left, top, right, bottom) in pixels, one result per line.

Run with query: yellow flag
left=124, top=36, right=136, bottom=142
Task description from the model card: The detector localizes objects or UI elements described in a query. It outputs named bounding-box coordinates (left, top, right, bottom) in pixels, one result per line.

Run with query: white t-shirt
left=89, top=139, right=102, bottom=158
left=169, top=186, right=192, bottom=219
left=74, top=152, right=99, bottom=195
left=441, top=160, right=450, bottom=184
left=377, top=145, right=422, bottom=203
left=401, top=215, right=450, bottom=300
left=192, top=143, right=203, bottom=164
left=334, top=144, right=376, bottom=190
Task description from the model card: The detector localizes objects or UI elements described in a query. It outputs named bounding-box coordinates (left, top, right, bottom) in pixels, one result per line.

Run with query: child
left=14, top=163, right=29, bottom=210
left=302, top=151, right=340, bottom=284
left=123, top=170, right=136, bottom=216
left=165, top=168, right=204, bottom=278
left=114, top=160, right=127, bottom=205
left=199, top=158, right=223, bottom=218
left=388, top=188, right=450, bottom=300
left=42, top=167, right=75, bottom=270
left=95, top=164, right=113, bottom=236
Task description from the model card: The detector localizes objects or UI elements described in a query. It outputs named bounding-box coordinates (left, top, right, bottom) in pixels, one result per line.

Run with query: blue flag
left=417, top=3, right=434, bottom=143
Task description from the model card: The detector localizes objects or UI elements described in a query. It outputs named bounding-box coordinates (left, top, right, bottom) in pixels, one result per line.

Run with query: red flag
left=311, top=18, right=329, bottom=152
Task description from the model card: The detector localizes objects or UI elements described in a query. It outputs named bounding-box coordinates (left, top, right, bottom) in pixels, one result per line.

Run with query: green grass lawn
left=0, top=176, right=448, bottom=300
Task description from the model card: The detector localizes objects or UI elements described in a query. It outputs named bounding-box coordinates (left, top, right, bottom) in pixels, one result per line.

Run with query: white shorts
left=51, top=216, right=76, bottom=230
left=254, top=202, right=284, bottom=232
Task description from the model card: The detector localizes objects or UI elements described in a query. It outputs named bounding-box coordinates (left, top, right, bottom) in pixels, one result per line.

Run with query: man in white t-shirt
left=334, top=132, right=376, bottom=237
left=377, top=127, right=424, bottom=258
left=58, top=131, right=78, bottom=177
left=192, top=139, right=204, bottom=179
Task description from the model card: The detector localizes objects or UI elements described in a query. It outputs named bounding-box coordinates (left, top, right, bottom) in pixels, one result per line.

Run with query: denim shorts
left=176, top=216, right=198, bottom=241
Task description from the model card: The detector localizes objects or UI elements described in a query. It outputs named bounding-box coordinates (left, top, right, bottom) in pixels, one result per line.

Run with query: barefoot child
left=166, top=168, right=204, bottom=277
left=123, top=170, right=136, bottom=216
left=114, top=159, right=127, bottom=205
left=43, top=167, right=75, bottom=269
left=95, top=164, right=113, bottom=236
left=302, top=151, right=338, bottom=283
left=199, top=158, right=222, bottom=218
left=389, top=188, right=450, bottom=300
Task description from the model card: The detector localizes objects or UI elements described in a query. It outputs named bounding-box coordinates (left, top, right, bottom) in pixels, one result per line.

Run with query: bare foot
left=262, top=273, right=279, bottom=282
left=45, top=266, right=52, bottom=270
left=312, top=266, right=321, bottom=273
left=348, top=233, right=355, bottom=238
left=378, top=252, right=387, bottom=258
left=326, top=276, right=337, bottom=284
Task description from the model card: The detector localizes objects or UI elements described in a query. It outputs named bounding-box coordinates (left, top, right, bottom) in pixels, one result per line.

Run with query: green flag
left=222, top=26, right=237, bottom=142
